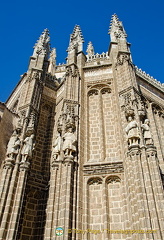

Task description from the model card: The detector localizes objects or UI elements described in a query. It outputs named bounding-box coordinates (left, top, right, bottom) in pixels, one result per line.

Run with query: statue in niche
left=125, top=116, right=140, bottom=146
left=6, top=130, right=20, bottom=159
left=141, top=119, right=153, bottom=145
left=21, top=134, right=35, bottom=162
left=63, top=125, right=77, bottom=157
left=52, top=129, right=62, bottom=160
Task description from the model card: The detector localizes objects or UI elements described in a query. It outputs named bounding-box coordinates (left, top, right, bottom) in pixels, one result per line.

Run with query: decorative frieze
left=83, top=162, right=123, bottom=175
left=84, top=67, right=112, bottom=78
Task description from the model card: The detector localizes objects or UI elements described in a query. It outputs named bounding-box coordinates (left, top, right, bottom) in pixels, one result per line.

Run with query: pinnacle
left=108, top=13, right=120, bottom=34
left=71, top=24, right=84, bottom=42
left=33, top=28, right=50, bottom=59
left=108, top=14, right=127, bottom=39
left=86, top=41, right=94, bottom=56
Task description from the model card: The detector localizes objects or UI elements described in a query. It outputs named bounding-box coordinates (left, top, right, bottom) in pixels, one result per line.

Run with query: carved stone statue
left=63, top=126, right=77, bottom=156
left=21, top=134, right=35, bottom=162
left=52, top=130, right=62, bottom=160
left=6, top=130, right=20, bottom=159
left=141, top=119, right=153, bottom=145
left=125, top=116, right=140, bottom=146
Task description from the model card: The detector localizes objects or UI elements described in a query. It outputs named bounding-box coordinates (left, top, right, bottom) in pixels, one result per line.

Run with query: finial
left=86, top=42, right=94, bottom=56
left=67, top=25, right=84, bottom=52
left=109, top=14, right=127, bottom=42
left=33, top=29, right=50, bottom=60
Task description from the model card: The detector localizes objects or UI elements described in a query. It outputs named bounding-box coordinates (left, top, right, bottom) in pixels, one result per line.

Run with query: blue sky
left=0, top=0, right=164, bottom=102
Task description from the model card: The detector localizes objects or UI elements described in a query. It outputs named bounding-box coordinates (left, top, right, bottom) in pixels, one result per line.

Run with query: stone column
left=127, top=146, right=141, bottom=240
left=145, top=145, right=164, bottom=239
left=53, top=162, right=63, bottom=235
left=121, top=178, right=129, bottom=232
left=146, top=103, right=163, bottom=163
left=153, top=109, right=164, bottom=159
left=0, top=158, right=14, bottom=222
left=99, top=92, right=106, bottom=161
left=44, top=162, right=59, bottom=240
left=82, top=177, right=88, bottom=240
left=62, top=157, right=74, bottom=240
left=5, top=161, right=30, bottom=240
left=102, top=178, right=109, bottom=240
left=0, top=160, right=20, bottom=240
left=71, top=162, right=78, bottom=240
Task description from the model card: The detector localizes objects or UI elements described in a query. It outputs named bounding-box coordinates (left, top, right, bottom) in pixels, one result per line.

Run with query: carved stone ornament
left=125, top=107, right=135, bottom=119
left=21, top=134, right=35, bottom=163
left=26, top=111, right=37, bottom=134
left=117, top=53, right=130, bottom=66
left=88, top=177, right=102, bottom=185
left=125, top=116, right=140, bottom=146
left=106, top=176, right=121, bottom=184
left=6, top=129, right=20, bottom=160
left=65, top=66, right=72, bottom=76
left=62, top=126, right=77, bottom=157
left=33, top=29, right=50, bottom=59
left=86, top=41, right=94, bottom=56
left=67, top=25, right=84, bottom=52
left=134, top=93, right=146, bottom=119
left=18, top=110, right=26, bottom=128
left=52, top=130, right=62, bottom=161
left=101, top=88, right=111, bottom=94
left=141, top=119, right=154, bottom=145
left=88, top=89, right=99, bottom=96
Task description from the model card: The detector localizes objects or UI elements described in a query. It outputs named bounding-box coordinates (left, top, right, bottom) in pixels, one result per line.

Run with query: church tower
left=0, top=15, right=164, bottom=240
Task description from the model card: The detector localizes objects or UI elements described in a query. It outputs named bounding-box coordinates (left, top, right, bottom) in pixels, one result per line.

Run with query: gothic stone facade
left=0, top=15, right=164, bottom=240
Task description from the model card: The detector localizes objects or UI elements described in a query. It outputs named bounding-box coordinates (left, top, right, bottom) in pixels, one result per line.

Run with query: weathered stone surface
left=0, top=15, right=164, bottom=240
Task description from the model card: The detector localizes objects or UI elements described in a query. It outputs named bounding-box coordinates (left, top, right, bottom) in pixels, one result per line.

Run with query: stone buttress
left=0, top=15, right=164, bottom=240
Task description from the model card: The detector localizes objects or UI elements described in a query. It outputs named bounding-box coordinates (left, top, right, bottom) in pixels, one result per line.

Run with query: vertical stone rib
left=141, top=147, right=162, bottom=239
left=53, top=162, right=62, bottom=237
left=99, top=92, right=106, bottom=161
left=125, top=151, right=136, bottom=231
left=102, top=179, right=109, bottom=240
left=135, top=148, right=153, bottom=239
left=0, top=166, right=13, bottom=222
left=5, top=163, right=29, bottom=240
left=146, top=146, right=164, bottom=239
left=147, top=103, right=163, bottom=163
left=0, top=163, right=19, bottom=240
left=72, top=164, right=78, bottom=240
left=128, top=148, right=141, bottom=240
left=63, top=160, right=73, bottom=240
left=44, top=164, right=58, bottom=240
left=154, top=110, right=164, bottom=159
left=87, top=94, right=90, bottom=161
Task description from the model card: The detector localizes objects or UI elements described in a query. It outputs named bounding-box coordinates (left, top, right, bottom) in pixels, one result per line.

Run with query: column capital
left=145, top=145, right=157, bottom=158
left=19, top=161, right=30, bottom=171
left=127, top=145, right=141, bottom=157
left=3, top=158, right=15, bottom=169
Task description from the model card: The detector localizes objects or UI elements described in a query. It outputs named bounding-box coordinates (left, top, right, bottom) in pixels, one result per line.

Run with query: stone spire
left=48, top=48, right=56, bottom=75
left=86, top=41, right=94, bottom=56
left=109, top=14, right=127, bottom=42
left=67, top=25, right=84, bottom=53
left=32, top=29, right=50, bottom=60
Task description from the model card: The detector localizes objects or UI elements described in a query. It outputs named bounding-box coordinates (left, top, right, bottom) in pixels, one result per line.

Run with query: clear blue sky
left=0, top=0, right=164, bottom=102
